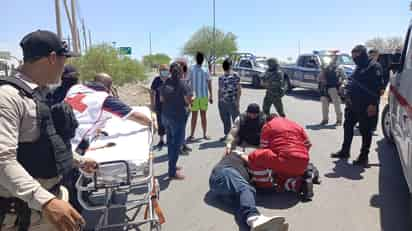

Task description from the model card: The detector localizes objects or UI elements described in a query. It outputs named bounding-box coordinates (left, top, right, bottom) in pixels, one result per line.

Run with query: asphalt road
left=83, top=77, right=411, bottom=231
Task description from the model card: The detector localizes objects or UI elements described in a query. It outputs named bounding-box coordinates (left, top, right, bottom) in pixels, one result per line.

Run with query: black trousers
left=340, top=106, right=378, bottom=157
left=155, top=109, right=166, bottom=137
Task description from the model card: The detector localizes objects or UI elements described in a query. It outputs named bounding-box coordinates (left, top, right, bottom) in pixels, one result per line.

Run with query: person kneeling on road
left=225, top=103, right=266, bottom=154
left=209, top=151, right=289, bottom=231
left=248, top=116, right=320, bottom=201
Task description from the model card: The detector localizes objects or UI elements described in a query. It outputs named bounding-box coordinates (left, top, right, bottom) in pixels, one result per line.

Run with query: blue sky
left=1, top=0, right=411, bottom=61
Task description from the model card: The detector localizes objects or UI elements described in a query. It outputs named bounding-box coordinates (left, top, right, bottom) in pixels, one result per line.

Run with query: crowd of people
left=0, top=29, right=387, bottom=231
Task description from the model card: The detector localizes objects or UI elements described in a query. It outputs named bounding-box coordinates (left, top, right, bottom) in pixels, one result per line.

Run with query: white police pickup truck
left=281, top=50, right=356, bottom=92
left=381, top=21, right=412, bottom=209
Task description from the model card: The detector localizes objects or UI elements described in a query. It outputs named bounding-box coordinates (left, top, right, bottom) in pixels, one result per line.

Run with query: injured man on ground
left=208, top=116, right=320, bottom=231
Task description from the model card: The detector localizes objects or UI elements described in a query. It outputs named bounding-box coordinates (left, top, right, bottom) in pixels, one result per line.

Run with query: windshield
left=320, top=54, right=355, bottom=66
left=256, top=60, right=268, bottom=68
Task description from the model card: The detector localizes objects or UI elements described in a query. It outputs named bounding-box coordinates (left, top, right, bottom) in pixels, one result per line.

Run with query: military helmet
left=267, top=58, right=279, bottom=70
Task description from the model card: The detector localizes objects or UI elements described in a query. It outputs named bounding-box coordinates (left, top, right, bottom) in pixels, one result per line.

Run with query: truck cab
left=282, top=51, right=355, bottom=92
left=231, top=53, right=267, bottom=88
left=381, top=21, right=412, bottom=205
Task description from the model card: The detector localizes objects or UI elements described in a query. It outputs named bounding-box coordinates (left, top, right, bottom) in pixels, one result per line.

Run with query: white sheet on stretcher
left=82, top=106, right=152, bottom=181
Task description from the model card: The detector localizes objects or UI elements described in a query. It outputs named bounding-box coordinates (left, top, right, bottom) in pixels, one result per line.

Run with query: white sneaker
left=247, top=215, right=286, bottom=231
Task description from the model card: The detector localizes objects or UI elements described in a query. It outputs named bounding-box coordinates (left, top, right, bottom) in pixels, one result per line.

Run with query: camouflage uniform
left=262, top=58, right=286, bottom=117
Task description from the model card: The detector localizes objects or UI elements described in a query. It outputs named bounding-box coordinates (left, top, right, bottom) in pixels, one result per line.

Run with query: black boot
left=300, top=177, right=314, bottom=201
left=331, top=151, right=350, bottom=159
left=353, top=154, right=369, bottom=167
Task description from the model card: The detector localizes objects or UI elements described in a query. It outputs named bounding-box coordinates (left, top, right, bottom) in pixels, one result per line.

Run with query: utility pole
left=82, top=18, right=88, bottom=52
left=71, top=0, right=79, bottom=53
left=55, top=0, right=62, bottom=39
left=149, top=32, right=152, bottom=56
left=88, top=29, right=92, bottom=48
left=213, top=0, right=216, bottom=75
left=298, top=40, right=301, bottom=56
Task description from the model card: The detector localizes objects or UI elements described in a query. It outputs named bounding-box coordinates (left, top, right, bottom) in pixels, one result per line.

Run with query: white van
left=381, top=21, right=412, bottom=209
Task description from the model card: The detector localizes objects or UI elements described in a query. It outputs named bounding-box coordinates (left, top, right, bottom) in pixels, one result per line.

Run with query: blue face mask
left=160, top=70, right=170, bottom=78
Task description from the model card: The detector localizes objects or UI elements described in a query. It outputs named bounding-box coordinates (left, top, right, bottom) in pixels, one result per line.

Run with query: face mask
left=353, top=52, right=369, bottom=68
left=160, top=70, right=170, bottom=78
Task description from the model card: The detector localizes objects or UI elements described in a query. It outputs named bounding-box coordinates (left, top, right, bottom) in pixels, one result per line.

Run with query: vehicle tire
left=381, top=104, right=394, bottom=143
left=252, top=75, right=262, bottom=89
left=284, top=76, right=292, bottom=93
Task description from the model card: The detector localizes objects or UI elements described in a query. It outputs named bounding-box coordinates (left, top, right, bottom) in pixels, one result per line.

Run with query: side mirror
left=391, top=63, right=402, bottom=73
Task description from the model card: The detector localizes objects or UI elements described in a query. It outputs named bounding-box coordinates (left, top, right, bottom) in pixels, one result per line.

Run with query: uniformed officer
left=331, top=45, right=384, bottom=167
left=0, top=30, right=97, bottom=231
left=262, top=58, right=286, bottom=117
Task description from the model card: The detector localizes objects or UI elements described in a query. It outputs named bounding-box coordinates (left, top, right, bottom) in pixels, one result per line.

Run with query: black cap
left=351, top=45, right=367, bottom=54
left=20, top=30, right=79, bottom=60
left=62, top=64, right=79, bottom=78
left=246, top=103, right=260, bottom=114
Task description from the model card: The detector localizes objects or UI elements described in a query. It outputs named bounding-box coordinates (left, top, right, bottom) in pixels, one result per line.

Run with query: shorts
left=191, top=97, right=209, bottom=111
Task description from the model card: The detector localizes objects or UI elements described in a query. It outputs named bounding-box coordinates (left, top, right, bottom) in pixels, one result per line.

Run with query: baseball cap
left=246, top=103, right=260, bottom=114
left=20, top=30, right=79, bottom=60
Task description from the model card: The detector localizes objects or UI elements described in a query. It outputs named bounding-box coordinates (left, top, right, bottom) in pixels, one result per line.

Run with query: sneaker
left=219, top=136, right=227, bottom=142
left=203, top=135, right=212, bottom=140
left=179, top=148, right=189, bottom=156
left=170, top=172, right=185, bottom=180
left=300, top=178, right=314, bottom=201
left=353, top=155, right=369, bottom=167
left=154, top=140, right=165, bottom=150
left=320, top=120, right=328, bottom=126
left=182, top=144, right=192, bottom=152
left=331, top=151, right=350, bottom=159
left=186, top=136, right=195, bottom=143
left=247, top=215, right=285, bottom=231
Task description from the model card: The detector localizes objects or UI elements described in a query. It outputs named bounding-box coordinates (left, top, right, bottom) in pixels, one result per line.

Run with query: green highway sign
left=0, top=51, right=11, bottom=59
left=118, top=47, right=132, bottom=55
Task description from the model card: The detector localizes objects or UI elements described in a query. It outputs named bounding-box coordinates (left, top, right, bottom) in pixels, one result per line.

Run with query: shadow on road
left=155, top=173, right=171, bottom=191
left=256, top=191, right=300, bottom=209
left=199, top=140, right=226, bottom=150
left=324, top=159, right=365, bottom=180
left=153, top=153, right=168, bottom=164
left=204, top=191, right=249, bottom=231
left=306, top=123, right=337, bottom=130
left=370, top=139, right=411, bottom=231
left=203, top=190, right=299, bottom=231
left=286, top=89, right=320, bottom=102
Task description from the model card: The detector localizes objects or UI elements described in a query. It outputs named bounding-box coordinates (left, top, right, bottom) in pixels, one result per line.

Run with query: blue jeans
left=162, top=115, right=186, bottom=177
left=209, top=167, right=259, bottom=221
left=218, top=101, right=240, bottom=135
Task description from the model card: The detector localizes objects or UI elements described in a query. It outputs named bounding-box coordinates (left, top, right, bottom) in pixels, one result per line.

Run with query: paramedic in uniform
left=65, top=72, right=153, bottom=148
left=0, top=30, right=97, bottom=231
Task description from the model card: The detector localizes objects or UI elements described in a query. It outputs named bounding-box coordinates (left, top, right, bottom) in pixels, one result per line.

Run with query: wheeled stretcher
left=75, top=107, right=164, bottom=231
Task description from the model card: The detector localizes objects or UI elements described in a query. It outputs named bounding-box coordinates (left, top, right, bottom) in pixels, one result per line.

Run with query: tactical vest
left=238, top=113, right=266, bottom=146
left=0, top=76, right=76, bottom=179
left=324, top=66, right=340, bottom=88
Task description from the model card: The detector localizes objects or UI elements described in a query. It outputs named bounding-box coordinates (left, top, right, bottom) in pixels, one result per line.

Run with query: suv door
left=239, top=59, right=253, bottom=82
left=301, top=56, right=320, bottom=90
left=392, top=25, right=412, bottom=192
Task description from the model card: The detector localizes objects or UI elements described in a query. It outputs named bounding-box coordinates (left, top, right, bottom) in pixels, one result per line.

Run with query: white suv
left=381, top=23, right=412, bottom=208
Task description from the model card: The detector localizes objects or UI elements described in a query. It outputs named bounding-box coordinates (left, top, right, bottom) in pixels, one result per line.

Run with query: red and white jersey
left=65, top=84, right=110, bottom=147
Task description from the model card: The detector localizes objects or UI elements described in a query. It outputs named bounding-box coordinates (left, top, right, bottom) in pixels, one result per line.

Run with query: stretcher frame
left=75, top=123, right=163, bottom=231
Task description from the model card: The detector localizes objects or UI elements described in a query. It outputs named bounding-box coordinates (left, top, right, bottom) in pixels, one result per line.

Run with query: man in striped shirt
left=188, top=52, right=213, bottom=140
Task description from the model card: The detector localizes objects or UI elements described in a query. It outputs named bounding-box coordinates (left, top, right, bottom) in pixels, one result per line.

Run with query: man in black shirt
left=332, top=45, right=384, bottom=167
left=209, top=151, right=288, bottom=231
left=151, top=64, right=169, bottom=150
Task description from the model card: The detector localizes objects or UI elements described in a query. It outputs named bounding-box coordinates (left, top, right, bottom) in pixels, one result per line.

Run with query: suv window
left=303, top=56, right=319, bottom=68
left=239, top=60, right=252, bottom=69
left=297, top=56, right=306, bottom=67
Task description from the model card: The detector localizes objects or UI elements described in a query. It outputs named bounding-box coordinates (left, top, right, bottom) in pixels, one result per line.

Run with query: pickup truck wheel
left=252, top=75, right=262, bottom=89
left=381, top=104, right=394, bottom=143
